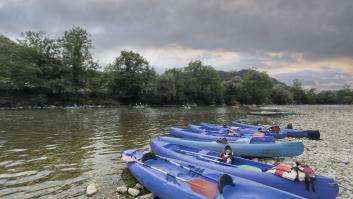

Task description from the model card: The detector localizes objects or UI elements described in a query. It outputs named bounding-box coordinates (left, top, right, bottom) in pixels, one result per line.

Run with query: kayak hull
left=150, top=140, right=339, bottom=199
left=196, top=123, right=287, bottom=139
left=169, top=127, right=275, bottom=143
left=159, top=136, right=304, bottom=157
left=232, top=121, right=320, bottom=140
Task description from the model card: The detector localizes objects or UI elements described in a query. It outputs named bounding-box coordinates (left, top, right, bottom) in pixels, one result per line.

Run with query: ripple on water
left=4, top=160, right=26, bottom=168
left=5, top=149, right=28, bottom=152
left=0, top=170, right=38, bottom=179
left=4, top=170, right=52, bottom=186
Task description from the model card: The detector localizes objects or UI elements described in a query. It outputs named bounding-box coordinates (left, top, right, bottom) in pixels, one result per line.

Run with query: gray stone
left=135, top=183, right=144, bottom=190
left=128, top=188, right=140, bottom=197
left=138, top=193, right=155, bottom=199
left=116, top=186, right=128, bottom=193
left=86, top=184, right=98, bottom=196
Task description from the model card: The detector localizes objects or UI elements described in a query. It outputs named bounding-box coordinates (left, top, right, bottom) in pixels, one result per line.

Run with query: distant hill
left=217, top=69, right=288, bottom=87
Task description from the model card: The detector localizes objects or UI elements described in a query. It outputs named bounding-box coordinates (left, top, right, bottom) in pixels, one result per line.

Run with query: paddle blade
left=121, top=155, right=136, bottom=163
left=188, top=178, right=217, bottom=199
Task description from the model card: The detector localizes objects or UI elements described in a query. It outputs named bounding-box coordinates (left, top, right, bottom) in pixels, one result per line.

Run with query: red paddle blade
left=188, top=178, right=217, bottom=199
left=121, top=155, right=136, bottom=163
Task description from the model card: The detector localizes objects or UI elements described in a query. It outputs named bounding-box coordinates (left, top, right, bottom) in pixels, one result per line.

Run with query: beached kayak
left=232, top=121, right=320, bottom=140
left=122, top=149, right=305, bottom=199
left=248, top=111, right=296, bottom=116
left=158, top=136, right=304, bottom=157
left=169, top=127, right=276, bottom=143
left=150, top=139, right=339, bottom=199
left=195, top=123, right=287, bottom=139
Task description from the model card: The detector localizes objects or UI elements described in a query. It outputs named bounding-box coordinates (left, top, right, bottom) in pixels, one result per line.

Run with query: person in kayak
left=220, top=146, right=233, bottom=163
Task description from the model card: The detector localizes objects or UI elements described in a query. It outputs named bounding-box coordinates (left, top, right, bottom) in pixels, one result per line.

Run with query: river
left=0, top=106, right=352, bottom=198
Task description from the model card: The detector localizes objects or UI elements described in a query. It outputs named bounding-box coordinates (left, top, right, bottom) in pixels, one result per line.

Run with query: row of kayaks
left=121, top=121, right=339, bottom=199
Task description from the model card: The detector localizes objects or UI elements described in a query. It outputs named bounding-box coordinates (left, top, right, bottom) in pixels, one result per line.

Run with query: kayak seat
left=141, top=152, right=157, bottom=163
left=218, top=174, right=235, bottom=194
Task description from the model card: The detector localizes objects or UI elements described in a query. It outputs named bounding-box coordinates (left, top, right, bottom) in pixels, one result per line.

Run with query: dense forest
left=1, top=26, right=353, bottom=107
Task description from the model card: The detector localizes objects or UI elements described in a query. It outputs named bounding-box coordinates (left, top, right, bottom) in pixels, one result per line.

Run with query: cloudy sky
left=1, top=0, right=353, bottom=89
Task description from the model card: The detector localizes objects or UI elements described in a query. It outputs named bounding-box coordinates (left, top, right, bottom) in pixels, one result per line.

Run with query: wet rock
left=134, top=183, right=144, bottom=190
left=128, top=188, right=140, bottom=197
left=86, top=184, right=98, bottom=196
left=138, top=193, right=155, bottom=199
left=116, top=186, right=128, bottom=193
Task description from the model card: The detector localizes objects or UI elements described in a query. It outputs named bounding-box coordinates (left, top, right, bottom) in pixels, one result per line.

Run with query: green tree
left=305, top=88, right=317, bottom=104
left=336, top=85, right=353, bottom=104
left=271, top=84, right=293, bottom=105
left=60, top=26, right=93, bottom=91
left=290, top=79, right=307, bottom=104
left=222, top=76, right=247, bottom=105
left=243, top=70, right=273, bottom=104
left=184, top=60, right=223, bottom=104
left=316, top=90, right=338, bottom=104
left=165, top=68, right=188, bottom=103
left=108, top=51, right=156, bottom=103
left=153, top=72, right=177, bottom=104
left=18, top=31, right=71, bottom=95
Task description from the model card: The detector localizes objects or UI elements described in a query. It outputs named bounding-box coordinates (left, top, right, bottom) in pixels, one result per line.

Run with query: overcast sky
left=1, top=0, right=352, bottom=89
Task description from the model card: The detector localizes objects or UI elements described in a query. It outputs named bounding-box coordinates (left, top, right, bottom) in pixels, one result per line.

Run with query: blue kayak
left=169, top=127, right=276, bottom=143
left=122, top=149, right=305, bottom=199
left=150, top=139, right=339, bottom=199
left=232, top=121, right=320, bottom=140
left=159, top=136, right=304, bottom=157
left=194, top=123, right=287, bottom=139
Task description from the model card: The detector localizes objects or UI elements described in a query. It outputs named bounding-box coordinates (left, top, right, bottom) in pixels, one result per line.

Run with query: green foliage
left=183, top=60, right=223, bottom=104
left=153, top=72, right=177, bottom=104
left=222, top=76, right=247, bottom=105
left=242, top=70, right=273, bottom=104
left=316, top=90, right=338, bottom=104
left=271, top=84, right=293, bottom=105
left=290, top=79, right=307, bottom=104
left=60, top=26, right=93, bottom=91
left=306, top=88, right=317, bottom=104
left=108, top=51, right=156, bottom=103
left=0, top=29, right=352, bottom=107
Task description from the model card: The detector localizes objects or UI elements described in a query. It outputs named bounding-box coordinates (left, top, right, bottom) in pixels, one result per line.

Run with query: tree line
left=0, top=26, right=352, bottom=107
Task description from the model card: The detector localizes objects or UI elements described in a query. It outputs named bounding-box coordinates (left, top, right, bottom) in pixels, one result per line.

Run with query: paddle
left=172, top=149, right=239, bottom=167
left=121, top=155, right=217, bottom=199
left=155, top=155, right=218, bottom=180
left=175, top=149, right=224, bottom=160
left=172, top=149, right=262, bottom=171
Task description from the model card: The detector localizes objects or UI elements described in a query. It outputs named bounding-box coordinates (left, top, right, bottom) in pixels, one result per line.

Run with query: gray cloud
left=1, top=0, right=353, bottom=58
left=273, top=68, right=353, bottom=90
left=1, top=0, right=353, bottom=88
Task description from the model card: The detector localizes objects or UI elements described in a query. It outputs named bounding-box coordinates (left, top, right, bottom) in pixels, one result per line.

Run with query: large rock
left=134, top=183, right=144, bottom=190
left=86, top=184, right=98, bottom=196
left=138, top=193, right=155, bottom=199
left=116, top=186, right=128, bottom=193
left=128, top=188, right=140, bottom=197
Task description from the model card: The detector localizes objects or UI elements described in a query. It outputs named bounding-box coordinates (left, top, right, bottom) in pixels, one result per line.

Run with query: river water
left=0, top=106, right=352, bottom=198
